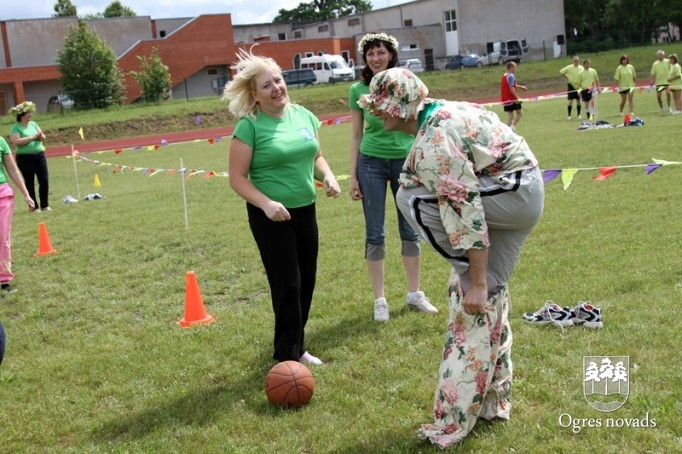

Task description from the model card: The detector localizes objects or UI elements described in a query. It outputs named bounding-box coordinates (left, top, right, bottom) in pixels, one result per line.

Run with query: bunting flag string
left=483, top=85, right=657, bottom=108
left=543, top=158, right=681, bottom=190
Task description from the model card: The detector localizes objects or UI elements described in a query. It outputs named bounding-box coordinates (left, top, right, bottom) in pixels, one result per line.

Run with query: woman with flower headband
left=9, top=101, right=51, bottom=212
left=0, top=119, right=36, bottom=293
left=348, top=32, right=436, bottom=322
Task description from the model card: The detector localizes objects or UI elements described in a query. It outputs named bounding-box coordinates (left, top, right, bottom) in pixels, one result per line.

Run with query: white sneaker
left=567, top=116, right=572, bottom=120
left=669, top=107, right=674, bottom=113
left=300, top=351, right=323, bottom=366
left=406, top=291, right=438, bottom=314
left=374, top=297, right=389, bottom=322
left=578, top=115, right=582, bottom=119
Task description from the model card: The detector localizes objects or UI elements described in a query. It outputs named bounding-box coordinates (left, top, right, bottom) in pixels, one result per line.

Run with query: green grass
left=1, top=50, right=681, bottom=452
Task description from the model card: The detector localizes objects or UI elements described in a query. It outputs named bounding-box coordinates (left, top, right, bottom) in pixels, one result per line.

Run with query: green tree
left=130, top=48, right=172, bottom=103
left=103, top=1, right=136, bottom=18
left=274, top=0, right=371, bottom=23
left=53, top=0, right=78, bottom=17
left=55, top=21, right=125, bottom=109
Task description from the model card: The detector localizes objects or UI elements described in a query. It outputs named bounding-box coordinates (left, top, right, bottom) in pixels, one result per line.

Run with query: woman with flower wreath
left=9, top=101, right=51, bottom=212
left=348, top=32, right=436, bottom=322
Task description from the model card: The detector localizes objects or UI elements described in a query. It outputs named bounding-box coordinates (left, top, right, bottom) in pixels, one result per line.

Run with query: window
left=318, top=25, right=329, bottom=33
left=294, top=30, right=302, bottom=38
left=207, top=69, right=218, bottom=75
left=444, top=9, right=457, bottom=32
left=404, top=19, right=413, bottom=27
left=159, top=30, right=166, bottom=38
left=348, top=18, right=360, bottom=26
left=278, top=33, right=286, bottom=40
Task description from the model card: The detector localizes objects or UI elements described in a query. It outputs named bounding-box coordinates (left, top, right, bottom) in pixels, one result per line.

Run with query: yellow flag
left=78, top=127, right=84, bottom=141
left=94, top=174, right=101, bottom=188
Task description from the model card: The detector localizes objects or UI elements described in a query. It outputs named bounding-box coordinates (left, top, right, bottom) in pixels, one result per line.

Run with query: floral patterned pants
left=418, top=270, right=512, bottom=449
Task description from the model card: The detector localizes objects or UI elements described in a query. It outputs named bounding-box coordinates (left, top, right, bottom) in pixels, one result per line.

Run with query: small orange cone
left=35, top=222, right=58, bottom=256
left=177, top=271, right=215, bottom=327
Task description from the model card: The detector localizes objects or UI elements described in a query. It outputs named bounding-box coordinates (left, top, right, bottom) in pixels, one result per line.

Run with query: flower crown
left=9, top=101, right=36, bottom=116
left=357, top=33, right=399, bottom=54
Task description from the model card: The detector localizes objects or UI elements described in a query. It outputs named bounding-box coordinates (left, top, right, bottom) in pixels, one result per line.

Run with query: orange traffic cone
left=35, top=222, right=58, bottom=256
left=177, top=271, right=215, bottom=327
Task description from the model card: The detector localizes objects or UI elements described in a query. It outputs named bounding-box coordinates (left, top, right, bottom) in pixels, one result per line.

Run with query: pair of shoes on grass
left=523, top=301, right=603, bottom=328
left=374, top=291, right=439, bottom=322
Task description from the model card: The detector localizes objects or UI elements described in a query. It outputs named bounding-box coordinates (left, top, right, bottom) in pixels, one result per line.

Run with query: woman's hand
left=25, top=196, right=36, bottom=211
left=263, top=200, right=290, bottom=222
left=348, top=177, right=362, bottom=200
left=323, top=176, right=340, bottom=198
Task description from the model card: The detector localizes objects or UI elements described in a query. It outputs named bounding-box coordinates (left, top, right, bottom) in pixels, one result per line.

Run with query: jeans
left=357, top=153, right=418, bottom=258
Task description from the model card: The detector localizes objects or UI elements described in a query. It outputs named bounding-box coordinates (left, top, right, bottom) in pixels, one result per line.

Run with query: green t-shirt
left=560, top=64, right=584, bottom=86
left=614, top=64, right=636, bottom=89
left=578, top=68, right=599, bottom=89
left=232, top=105, right=319, bottom=209
left=669, top=63, right=682, bottom=90
left=349, top=82, right=414, bottom=159
left=0, top=137, right=10, bottom=185
left=9, top=121, right=46, bottom=154
left=651, top=59, right=670, bottom=86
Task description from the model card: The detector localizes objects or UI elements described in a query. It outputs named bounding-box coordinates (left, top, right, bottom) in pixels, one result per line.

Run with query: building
left=0, top=0, right=565, bottom=113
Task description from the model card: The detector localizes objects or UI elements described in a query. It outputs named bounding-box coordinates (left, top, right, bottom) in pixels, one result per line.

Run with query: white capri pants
left=396, top=166, right=544, bottom=292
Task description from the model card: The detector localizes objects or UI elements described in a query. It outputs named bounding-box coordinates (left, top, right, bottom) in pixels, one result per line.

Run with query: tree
left=130, top=48, right=172, bottom=103
left=55, top=21, right=125, bottom=109
left=103, top=1, right=136, bottom=18
left=53, top=0, right=78, bottom=17
left=274, top=0, right=371, bottom=23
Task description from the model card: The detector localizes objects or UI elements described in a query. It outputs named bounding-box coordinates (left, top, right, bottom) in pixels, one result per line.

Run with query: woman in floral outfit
left=358, top=68, right=544, bottom=448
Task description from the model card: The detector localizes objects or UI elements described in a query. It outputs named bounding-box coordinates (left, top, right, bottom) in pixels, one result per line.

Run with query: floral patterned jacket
left=400, top=101, right=538, bottom=250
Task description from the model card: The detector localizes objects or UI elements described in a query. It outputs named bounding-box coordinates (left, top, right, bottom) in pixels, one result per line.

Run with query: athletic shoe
left=1, top=283, right=17, bottom=293
left=43, top=207, right=52, bottom=212
left=406, top=291, right=438, bottom=314
left=578, top=115, right=582, bottom=119
left=669, top=107, right=674, bottom=113
left=300, top=351, right=323, bottom=366
left=523, top=301, right=573, bottom=327
left=569, top=301, right=603, bottom=328
left=567, top=116, right=572, bottom=120
left=33, top=208, right=41, bottom=213
left=374, top=297, right=389, bottom=322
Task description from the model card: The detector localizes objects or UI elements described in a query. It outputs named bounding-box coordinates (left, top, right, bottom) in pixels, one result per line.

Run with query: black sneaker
left=569, top=301, right=603, bottom=328
left=523, top=301, right=573, bottom=327
left=1, top=283, right=17, bottom=293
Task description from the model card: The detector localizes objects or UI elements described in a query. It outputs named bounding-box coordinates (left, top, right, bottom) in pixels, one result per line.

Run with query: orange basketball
left=264, top=360, right=315, bottom=408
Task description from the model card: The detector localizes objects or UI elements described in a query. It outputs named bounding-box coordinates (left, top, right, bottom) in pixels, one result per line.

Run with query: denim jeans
left=357, top=153, right=418, bottom=257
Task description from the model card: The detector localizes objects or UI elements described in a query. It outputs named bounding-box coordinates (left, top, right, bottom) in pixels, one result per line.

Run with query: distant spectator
left=650, top=50, right=672, bottom=113
left=614, top=54, right=637, bottom=117
left=578, top=59, right=600, bottom=120
left=559, top=55, right=584, bottom=120
left=500, top=61, right=527, bottom=131
left=667, top=53, right=682, bottom=113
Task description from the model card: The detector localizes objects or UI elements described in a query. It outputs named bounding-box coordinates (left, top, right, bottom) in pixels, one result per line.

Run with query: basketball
left=264, top=360, right=314, bottom=408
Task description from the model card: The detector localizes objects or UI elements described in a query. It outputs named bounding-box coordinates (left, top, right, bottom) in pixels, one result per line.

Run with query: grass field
left=0, top=58, right=681, bottom=452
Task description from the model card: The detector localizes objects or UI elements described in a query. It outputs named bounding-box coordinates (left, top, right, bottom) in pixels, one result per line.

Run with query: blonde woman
left=224, top=48, right=340, bottom=366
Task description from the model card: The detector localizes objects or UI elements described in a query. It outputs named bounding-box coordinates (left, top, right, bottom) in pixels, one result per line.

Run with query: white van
left=484, top=39, right=530, bottom=64
left=300, top=54, right=355, bottom=83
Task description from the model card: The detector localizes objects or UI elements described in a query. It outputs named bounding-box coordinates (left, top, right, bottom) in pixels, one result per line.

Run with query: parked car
left=281, top=68, right=318, bottom=88
left=47, top=94, right=74, bottom=112
left=398, top=58, right=424, bottom=73
left=445, top=55, right=464, bottom=70
left=462, top=54, right=484, bottom=67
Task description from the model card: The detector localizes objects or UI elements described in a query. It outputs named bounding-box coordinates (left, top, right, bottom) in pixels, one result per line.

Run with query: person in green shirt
left=224, top=48, right=340, bottom=366
left=0, top=135, right=36, bottom=292
left=650, top=50, right=672, bottom=113
left=559, top=55, right=584, bottom=120
left=349, top=32, right=437, bottom=322
left=667, top=53, right=682, bottom=113
left=614, top=54, right=637, bottom=117
left=8, top=101, right=51, bottom=212
left=578, top=59, right=600, bottom=120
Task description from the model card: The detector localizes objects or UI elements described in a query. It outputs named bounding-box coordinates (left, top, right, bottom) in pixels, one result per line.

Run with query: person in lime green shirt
left=614, top=54, right=637, bottom=116
left=0, top=135, right=36, bottom=292
left=8, top=101, right=51, bottom=212
left=667, top=53, right=682, bottom=113
left=578, top=58, right=600, bottom=120
left=650, top=50, right=672, bottom=112
left=559, top=55, right=584, bottom=119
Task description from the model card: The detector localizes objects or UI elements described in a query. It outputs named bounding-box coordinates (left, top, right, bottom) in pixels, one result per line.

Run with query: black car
left=445, top=56, right=464, bottom=70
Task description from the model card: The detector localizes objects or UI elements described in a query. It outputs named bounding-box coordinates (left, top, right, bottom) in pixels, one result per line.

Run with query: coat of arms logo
left=583, top=356, right=629, bottom=412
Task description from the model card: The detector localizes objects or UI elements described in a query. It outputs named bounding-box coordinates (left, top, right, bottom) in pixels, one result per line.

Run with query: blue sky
left=4, top=0, right=412, bottom=25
